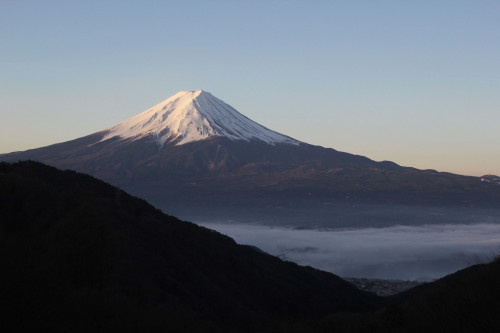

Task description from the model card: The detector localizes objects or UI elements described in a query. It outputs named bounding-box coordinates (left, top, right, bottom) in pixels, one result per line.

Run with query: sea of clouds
left=198, top=222, right=500, bottom=281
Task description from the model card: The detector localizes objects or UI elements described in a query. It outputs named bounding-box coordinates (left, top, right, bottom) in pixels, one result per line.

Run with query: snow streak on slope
left=101, top=90, right=300, bottom=146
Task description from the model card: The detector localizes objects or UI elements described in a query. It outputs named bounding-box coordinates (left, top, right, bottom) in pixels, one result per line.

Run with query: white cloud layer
left=198, top=223, right=500, bottom=281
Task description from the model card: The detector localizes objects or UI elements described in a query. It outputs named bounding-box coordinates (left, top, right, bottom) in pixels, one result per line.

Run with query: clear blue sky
left=1, top=1, right=499, bottom=176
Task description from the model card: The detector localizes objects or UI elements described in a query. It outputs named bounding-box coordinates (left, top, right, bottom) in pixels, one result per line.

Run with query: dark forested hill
left=293, top=259, right=500, bottom=333
left=2, top=161, right=499, bottom=332
left=0, top=161, right=380, bottom=332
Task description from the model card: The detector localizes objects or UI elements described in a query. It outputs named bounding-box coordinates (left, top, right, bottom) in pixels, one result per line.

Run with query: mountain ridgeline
left=1, top=90, right=499, bottom=226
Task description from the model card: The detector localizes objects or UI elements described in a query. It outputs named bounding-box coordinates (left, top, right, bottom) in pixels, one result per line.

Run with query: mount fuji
left=2, top=90, right=499, bottom=227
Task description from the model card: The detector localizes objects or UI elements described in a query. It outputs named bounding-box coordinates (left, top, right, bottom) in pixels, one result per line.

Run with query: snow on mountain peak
left=100, top=90, right=300, bottom=146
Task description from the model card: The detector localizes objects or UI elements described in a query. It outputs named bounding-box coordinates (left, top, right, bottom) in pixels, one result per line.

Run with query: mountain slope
left=1, top=91, right=499, bottom=225
left=0, top=161, right=380, bottom=332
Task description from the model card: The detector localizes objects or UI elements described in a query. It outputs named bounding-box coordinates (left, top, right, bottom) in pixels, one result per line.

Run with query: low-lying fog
left=197, top=222, right=500, bottom=281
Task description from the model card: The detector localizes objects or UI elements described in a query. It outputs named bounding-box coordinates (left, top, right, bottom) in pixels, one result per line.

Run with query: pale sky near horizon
left=1, top=1, right=499, bottom=176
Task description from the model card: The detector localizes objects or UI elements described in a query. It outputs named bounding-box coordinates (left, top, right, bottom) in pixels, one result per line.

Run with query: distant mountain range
left=2, top=90, right=499, bottom=226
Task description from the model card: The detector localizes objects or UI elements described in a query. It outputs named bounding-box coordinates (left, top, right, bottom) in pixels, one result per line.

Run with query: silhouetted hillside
left=283, top=259, right=500, bottom=333
left=3, top=161, right=499, bottom=332
left=0, top=161, right=380, bottom=332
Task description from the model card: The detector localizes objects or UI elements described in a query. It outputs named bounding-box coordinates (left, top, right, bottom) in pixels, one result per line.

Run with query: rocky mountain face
left=2, top=91, right=499, bottom=225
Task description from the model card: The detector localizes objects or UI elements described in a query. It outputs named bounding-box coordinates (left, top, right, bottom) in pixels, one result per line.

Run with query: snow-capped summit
left=101, top=90, right=300, bottom=146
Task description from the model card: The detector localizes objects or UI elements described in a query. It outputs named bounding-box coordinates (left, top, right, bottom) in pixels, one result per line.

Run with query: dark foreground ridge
left=0, top=161, right=379, bottom=332
left=1, top=161, right=500, bottom=332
